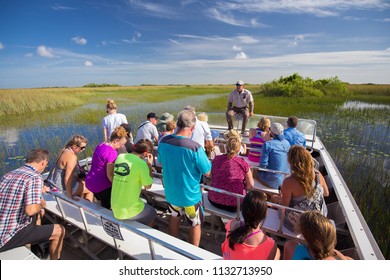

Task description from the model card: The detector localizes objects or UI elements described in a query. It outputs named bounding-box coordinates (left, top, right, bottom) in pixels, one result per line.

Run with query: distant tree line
left=83, top=83, right=121, bottom=88
left=259, top=73, right=350, bottom=97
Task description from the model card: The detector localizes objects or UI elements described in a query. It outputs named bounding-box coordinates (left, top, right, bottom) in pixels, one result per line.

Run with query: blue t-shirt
left=284, top=127, right=306, bottom=147
left=259, top=135, right=290, bottom=189
left=158, top=134, right=211, bottom=206
left=292, top=244, right=313, bottom=260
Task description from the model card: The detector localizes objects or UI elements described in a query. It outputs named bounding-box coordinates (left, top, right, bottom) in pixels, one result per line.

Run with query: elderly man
left=226, top=80, right=254, bottom=135
left=158, top=110, right=211, bottom=246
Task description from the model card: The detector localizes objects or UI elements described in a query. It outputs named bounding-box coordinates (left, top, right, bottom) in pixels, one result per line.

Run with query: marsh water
left=0, top=97, right=388, bottom=258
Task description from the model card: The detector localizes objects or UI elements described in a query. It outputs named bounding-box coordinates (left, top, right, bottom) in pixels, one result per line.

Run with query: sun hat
left=159, top=112, right=174, bottom=123
left=270, top=122, right=284, bottom=135
left=147, top=112, right=159, bottom=119
left=223, top=129, right=240, bottom=140
left=236, top=80, right=244, bottom=86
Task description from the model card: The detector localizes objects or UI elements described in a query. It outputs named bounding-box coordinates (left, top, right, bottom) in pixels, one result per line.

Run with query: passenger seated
left=207, top=136, right=254, bottom=212
left=284, top=116, right=306, bottom=147
left=86, top=126, right=128, bottom=209
left=117, top=123, right=134, bottom=154
left=221, top=129, right=246, bottom=155
left=271, top=145, right=329, bottom=232
left=158, top=120, right=176, bottom=144
left=221, top=190, right=280, bottom=260
left=255, top=122, right=290, bottom=189
left=248, top=117, right=272, bottom=163
left=283, top=210, right=352, bottom=260
left=156, top=112, right=174, bottom=134
left=111, top=139, right=156, bottom=227
left=46, top=135, right=93, bottom=201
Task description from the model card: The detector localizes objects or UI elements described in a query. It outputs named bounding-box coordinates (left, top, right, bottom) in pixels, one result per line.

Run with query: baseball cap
left=270, top=122, right=284, bottom=135
left=147, top=112, right=159, bottom=119
left=236, top=80, right=244, bottom=86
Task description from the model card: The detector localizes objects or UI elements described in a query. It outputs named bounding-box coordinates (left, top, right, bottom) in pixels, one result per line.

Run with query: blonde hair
left=288, top=145, right=315, bottom=197
left=299, top=211, right=337, bottom=260
left=65, top=135, right=88, bottom=148
left=258, top=117, right=271, bottom=131
left=110, top=126, right=128, bottom=142
left=165, top=120, right=177, bottom=131
left=226, top=137, right=241, bottom=159
left=197, top=112, right=208, bottom=122
left=106, top=99, right=117, bottom=111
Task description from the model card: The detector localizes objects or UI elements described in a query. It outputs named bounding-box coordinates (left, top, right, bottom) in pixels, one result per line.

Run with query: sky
left=0, top=0, right=390, bottom=88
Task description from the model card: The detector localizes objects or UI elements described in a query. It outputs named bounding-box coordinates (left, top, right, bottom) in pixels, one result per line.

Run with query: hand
left=146, top=153, right=154, bottom=165
left=249, top=112, right=254, bottom=117
left=42, top=185, right=50, bottom=194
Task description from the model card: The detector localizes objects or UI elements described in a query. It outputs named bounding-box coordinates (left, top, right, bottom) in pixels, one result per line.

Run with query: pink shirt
left=86, top=143, right=117, bottom=193
left=208, top=154, right=249, bottom=206
left=222, top=220, right=275, bottom=260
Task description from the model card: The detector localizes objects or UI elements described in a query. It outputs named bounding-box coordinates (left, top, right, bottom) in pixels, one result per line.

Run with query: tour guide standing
left=226, top=80, right=254, bottom=135
left=158, top=110, right=211, bottom=246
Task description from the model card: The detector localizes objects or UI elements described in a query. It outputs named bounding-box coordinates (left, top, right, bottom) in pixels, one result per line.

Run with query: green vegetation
left=259, top=73, right=350, bottom=97
left=83, top=83, right=121, bottom=88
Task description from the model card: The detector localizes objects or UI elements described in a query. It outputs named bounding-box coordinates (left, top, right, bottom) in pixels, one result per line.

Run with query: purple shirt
left=0, top=165, right=43, bottom=248
left=86, top=143, right=118, bottom=193
left=208, top=154, right=249, bottom=206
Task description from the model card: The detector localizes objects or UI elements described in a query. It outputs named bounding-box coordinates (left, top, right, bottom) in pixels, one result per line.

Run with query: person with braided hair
left=283, top=210, right=352, bottom=260
left=271, top=145, right=329, bottom=231
left=221, top=190, right=280, bottom=260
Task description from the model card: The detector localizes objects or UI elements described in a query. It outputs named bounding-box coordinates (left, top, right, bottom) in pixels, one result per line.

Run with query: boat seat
left=43, top=191, right=220, bottom=260
left=0, top=246, right=40, bottom=260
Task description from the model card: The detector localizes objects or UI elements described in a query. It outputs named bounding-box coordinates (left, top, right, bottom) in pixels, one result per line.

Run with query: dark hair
left=228, top=190, right=267, bottom=250
left=26, top=149, right=49, bottom=164
left=133, top=139, right=154, bottom=154
left=287, top=116, right=298, bottom=128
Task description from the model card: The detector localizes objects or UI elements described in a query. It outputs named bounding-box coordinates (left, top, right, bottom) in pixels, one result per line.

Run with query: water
left=0, top=95, right=388, bottom=258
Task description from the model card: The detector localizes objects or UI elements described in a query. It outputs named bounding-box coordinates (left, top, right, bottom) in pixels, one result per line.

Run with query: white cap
left=236, top=80, right=244, bottom=86
left=271, top=122, right=284, bottom=135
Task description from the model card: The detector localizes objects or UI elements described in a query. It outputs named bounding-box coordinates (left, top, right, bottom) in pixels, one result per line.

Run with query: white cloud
left=233, top=45, right=242, bottom=51
left=36, top=45, right=55, bottom=58
left=71, top=36, right=87, bottom=45
left=51, top=4, right=76, bottom=11
left=0, top=42, right=4, bottom=50
left=237, top=35, right=259, bottom=44
left=235, top=52, right=248, bottom=60
left=207, top=7, right=265, bottom=27
left=84, top=61, right=93, bottom=67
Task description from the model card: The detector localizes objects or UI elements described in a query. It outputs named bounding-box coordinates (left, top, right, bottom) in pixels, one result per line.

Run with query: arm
left=319, top=173, right=329, bottom=197
left=106, top=162, right=115, bottom=182
left=283, top=240, right=298, bottom=260
left=244, top=169, right=254, bottom=190
left=248, top=101, right=254, bottom=117
left=25, top=198, right=46, bottom=216
left=259, top=144, right=269, bottom=168
left=103, top=128, right=108, bottom=142
left=227, top=102, right=233, bottom=111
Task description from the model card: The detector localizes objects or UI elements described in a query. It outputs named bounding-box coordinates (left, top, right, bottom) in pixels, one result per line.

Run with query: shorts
left=0, top=215, right=54, bottom=253
left=121, top=203, right=156, bottom=226
left=168, top=201, right=204, bottom=227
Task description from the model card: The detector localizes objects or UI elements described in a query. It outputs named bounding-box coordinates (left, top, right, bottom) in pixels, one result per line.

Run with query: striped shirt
left=0, top=165, right=43, bottom=248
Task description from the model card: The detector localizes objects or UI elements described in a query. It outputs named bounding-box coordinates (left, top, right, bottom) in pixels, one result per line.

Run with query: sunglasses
left=77, top=145, right=86, bottom=151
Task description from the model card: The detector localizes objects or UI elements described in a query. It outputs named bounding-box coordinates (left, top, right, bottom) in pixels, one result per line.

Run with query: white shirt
left=102, top=113, right=128, bottom=137
left=190, top=118, right=212, bottom=147
left=135, top=121, right=158, bottom=143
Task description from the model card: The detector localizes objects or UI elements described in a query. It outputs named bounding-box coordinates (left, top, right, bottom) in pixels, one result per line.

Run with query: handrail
left=48, top=191, right=217, bottom=260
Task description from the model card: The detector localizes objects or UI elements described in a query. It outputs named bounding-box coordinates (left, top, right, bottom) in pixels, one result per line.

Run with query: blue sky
left=1, top=0, right=389, bottom=88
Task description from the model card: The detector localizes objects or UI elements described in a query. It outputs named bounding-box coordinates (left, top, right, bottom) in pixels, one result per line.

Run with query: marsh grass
left=0, top=84, right=389, bottom=258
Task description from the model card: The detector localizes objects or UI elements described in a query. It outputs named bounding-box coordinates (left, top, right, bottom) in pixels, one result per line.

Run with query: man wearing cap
left=256, top=122, right=290, bottom=189
left=134, top=112, right=159, bottom=145
left=226, top=80, right=254, bottom=135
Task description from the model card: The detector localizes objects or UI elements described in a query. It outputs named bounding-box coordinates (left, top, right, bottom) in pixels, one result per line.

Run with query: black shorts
left=0, top=215, right=54, bottom=253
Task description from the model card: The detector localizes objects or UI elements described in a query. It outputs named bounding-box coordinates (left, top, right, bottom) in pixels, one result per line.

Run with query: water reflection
left=340, top=101, right=390, bottom=110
